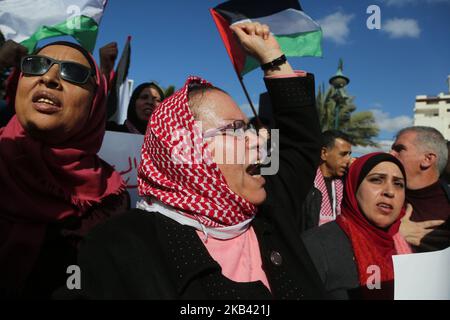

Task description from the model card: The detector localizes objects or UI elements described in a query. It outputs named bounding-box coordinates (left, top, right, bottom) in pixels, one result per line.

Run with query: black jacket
left=59, top=74, right=325, bottom=300
left=300, top=186, right=322, bottom=232
left=302, top=221, right=398, bottom=300
left=301, top=221, right=359, bottom=299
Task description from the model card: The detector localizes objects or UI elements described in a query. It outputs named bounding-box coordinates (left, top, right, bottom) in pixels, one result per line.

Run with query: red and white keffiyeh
left=314, top=167, right=344, bottom=226
left=138, top=76, right=257, bottom=228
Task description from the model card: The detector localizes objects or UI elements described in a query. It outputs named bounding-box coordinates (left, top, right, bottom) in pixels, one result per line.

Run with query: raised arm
left=232, top=22, right=321, bottom=224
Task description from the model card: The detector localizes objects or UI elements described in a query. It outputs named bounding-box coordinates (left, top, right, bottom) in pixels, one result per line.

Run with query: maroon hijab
left=336, top=152, right=407, bottom=290
left=0, top=42, right=124, bottom=290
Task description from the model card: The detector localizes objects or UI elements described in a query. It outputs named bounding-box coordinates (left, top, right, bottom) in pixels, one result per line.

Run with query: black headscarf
left=126, top=82, right=164, bottom=134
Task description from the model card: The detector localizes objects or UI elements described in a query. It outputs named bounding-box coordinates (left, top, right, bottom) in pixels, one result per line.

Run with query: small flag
left=211, top=0, right=322, bottom=76
left=107, top=36, right=132, bottom=123
left=0, top=0, right=107, bottom=52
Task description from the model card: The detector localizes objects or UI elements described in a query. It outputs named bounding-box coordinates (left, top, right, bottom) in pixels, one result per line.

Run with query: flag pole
left=236, top=73, right=264, bottom=128
left=237, top=75, right=257, bottom=117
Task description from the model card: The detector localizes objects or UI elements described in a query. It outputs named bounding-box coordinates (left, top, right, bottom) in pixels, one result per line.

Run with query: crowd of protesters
left=0, top=21, right=449, bottom=300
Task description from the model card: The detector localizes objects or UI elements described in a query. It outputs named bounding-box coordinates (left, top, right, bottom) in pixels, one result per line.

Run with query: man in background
left=301, top=130, right=352, bottom=231
left=390, top=126, right=450, bottom=252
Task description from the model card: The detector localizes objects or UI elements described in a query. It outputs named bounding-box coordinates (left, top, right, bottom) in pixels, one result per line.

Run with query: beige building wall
left=413, top=76, right=450, bottom=139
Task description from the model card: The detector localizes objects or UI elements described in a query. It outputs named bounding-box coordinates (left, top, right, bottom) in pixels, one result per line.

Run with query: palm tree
left=163, top=85, right=176, bottom=99
left=316, top=60, right=379, bottom=147
left=344, top=111, right=379, bottom=147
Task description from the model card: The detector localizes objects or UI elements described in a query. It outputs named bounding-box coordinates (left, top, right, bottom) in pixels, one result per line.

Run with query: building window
left=447, top=109, right=450, bottom=112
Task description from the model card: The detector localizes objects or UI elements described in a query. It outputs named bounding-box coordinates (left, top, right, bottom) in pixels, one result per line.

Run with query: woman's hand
left=230, top=22, right=281, bottom=64
left=0, top=40, right=27, bottom=69
left=230, top=22, right=294, bottom=76
left=99, top=42, right=118, bottom=76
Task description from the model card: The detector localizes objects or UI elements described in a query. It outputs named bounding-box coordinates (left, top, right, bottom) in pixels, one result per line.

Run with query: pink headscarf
left=138, top=76, right=256, bottom=227
left=0, top=41, right=125, bottom=290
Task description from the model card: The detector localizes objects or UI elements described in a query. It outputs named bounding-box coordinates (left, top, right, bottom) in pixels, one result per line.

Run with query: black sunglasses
left=21, top=55, right=95, bottom=85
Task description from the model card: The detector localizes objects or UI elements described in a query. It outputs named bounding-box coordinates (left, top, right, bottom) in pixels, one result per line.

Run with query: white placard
left=393, top=247, right=450, bottom=300
left=99, top=130, right=144, bottom=208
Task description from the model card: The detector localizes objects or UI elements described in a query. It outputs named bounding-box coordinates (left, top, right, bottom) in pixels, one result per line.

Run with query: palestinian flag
left=211, top=0, right=322, bottom=76
left=0, top=0, right=107, bottom=53
left=107, top=36, right=132, bottom=122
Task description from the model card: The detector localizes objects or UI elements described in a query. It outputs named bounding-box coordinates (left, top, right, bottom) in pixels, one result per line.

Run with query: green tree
left=163, top=85, right=176, bottom=99
left=316, top=60, right=379, bottom=147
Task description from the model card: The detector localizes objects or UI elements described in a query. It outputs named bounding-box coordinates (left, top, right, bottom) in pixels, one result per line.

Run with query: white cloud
left=382, top=18, right=421, bottom=38
left=318, top=12, right=354, bottom=44
left=353, top=140, right=394, bottom=156
left=383, top=0, right=450, bottom=6
left=371, top=109, right=413, bottom=133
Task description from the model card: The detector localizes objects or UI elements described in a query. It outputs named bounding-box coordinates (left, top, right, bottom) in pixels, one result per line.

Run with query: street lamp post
left=329, top=59, right=350, bottom=130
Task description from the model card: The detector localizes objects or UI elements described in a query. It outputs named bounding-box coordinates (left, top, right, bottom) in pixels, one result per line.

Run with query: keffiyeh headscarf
left=138, top=76, right=257, bottom=229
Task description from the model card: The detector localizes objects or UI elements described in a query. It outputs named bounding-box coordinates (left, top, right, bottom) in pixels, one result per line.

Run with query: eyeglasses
left=203, top=119, right=272, bottom=165
left=21, top=55, right=95, bottom=85
left=203, top=120, right=257, bottom=139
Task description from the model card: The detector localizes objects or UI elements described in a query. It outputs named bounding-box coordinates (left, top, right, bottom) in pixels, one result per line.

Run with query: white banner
left=99, top=130, right=143, bottom=208
left=393, top=247, right=450, bottom=300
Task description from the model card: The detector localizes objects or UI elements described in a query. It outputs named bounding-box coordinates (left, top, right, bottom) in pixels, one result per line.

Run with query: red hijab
left=0, top=42, right=125, bottom=290
left=336, top=152, right=407, bottom=289
left=138, top=76, right=256, bottom=227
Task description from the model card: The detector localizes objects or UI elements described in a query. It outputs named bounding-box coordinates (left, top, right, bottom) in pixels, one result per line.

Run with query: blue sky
left=90, top=0, right=450, bottom=147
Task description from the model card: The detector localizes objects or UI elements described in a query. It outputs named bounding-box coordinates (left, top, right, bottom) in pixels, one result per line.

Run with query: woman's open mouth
left=32, top=91, right=62, bottom=114
left=246, top=163, right=265, bottom=186
left=246, top=163, right=261, bottom=176
left=377, top=202, right=393, bottom=214
left=143, top=107, right=154, bottom=117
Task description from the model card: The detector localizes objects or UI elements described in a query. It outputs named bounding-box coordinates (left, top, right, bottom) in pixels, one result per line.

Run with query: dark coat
left=300, top=186, right=322, bottom=232
left=19, top=191, right=130, bottom=299
left=302, top=220, right=402, bottom=300
left=59, top=74, right=326, bottom=300
left=301, top=221, right=359, bottom=299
